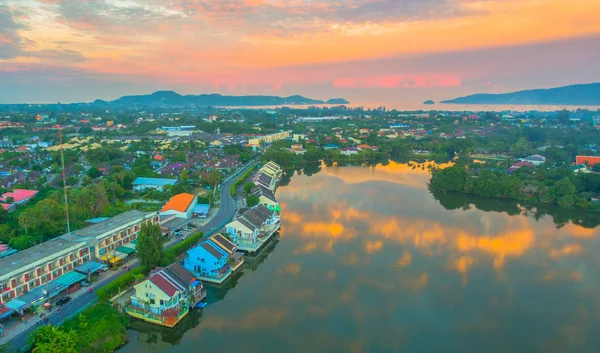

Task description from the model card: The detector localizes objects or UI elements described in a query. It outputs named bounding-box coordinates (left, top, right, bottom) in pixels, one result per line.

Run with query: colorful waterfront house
left=252, top=171, right=277, bottom=191
left=159, top=193, right=197, bottom=219
left=226, top=204, right=279, bottom=252
left=208, top=234, right=245, bottom=272
left=251, top=185, right=280, bottom=216
left=128, top=263, right=206, bottom=327
left=259, top=161, right=283, bottom=180
left=183, top=238, right=232, bottom=284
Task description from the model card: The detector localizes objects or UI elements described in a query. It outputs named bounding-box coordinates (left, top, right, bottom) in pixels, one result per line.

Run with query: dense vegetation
left=430, top=164, right=600, bottom=211
left=230, top=166, right=256, bottom=197
left=95, top=267, right=147, bottom=302
left=28, top=304, right=129, bottom=353
left=135, top=221, right=164, bottom=270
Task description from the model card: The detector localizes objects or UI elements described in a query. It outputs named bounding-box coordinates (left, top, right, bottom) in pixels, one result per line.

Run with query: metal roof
left=133, top=177, right=177, bottom=186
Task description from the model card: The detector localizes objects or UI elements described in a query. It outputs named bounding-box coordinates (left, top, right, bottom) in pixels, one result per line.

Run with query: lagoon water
left=120, top=162, right=600, bottom=353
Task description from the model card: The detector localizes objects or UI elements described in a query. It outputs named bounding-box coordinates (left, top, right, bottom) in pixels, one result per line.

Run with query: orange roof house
left=160, top=193, right=197, bottom=219
left=576, top=156, right=600, bottom=167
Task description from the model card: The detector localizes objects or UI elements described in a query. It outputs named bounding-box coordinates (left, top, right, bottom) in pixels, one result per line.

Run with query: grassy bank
left=28, top=304, right=129, bottom=353
left=230, top=166, right=256, bottom=197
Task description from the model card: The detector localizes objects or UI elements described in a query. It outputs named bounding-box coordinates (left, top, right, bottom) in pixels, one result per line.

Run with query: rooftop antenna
left=59, top=128, right=72, bottom=241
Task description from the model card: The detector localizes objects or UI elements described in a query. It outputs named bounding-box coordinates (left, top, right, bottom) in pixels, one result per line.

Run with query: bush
left=62, top=304, right=129, bottom=353
left=230, top=166, right=256, bottom=197
left=161, top=232, right=204, bottom=266
left=96, top=266, right=147, bottom=302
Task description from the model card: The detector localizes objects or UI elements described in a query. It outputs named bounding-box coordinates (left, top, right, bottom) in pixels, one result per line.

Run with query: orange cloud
left=277, top=263, right=301, bottom=275
left=333, top=74, right=461, bottom=89
left=202, top=308, right=287, bottom=331
left=396, top=251, right=412, bottom=268
left=455, top=228, right=535, bottom=270
left=363, top=240, right=383, bottom=254
left=550, top=243, right=582, bottom=259
left=303, top=222, right=346, bottom=238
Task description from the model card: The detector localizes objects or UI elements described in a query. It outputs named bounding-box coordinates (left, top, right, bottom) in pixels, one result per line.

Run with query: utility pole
left=59, top=128, right=72, bottom=242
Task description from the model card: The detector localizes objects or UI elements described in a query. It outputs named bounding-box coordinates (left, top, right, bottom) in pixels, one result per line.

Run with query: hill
left=108, top=91, right=348, bottom=107
left=441, top=83, right=600, bottom=105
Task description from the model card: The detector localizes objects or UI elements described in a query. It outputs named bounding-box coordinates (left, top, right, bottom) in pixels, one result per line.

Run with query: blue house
left=183, top=235, right=243, bottom=284
left=323, top=144, right=339, bottom=150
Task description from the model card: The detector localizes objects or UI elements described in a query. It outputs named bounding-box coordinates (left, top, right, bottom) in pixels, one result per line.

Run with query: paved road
left=4, top=161, right=257, bottom=351
left=199, top=160, right=257, bottom=234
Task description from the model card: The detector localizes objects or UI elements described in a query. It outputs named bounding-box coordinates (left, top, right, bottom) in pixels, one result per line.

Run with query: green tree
left=551, top=177, right=576, bottom=207
left=181, top=169, right=190, bottom=182
left=246, top=194, right=260, bottom=207
left=557, top=109, right=570, bottom=125
left=136, top=221, right=163, bottom=269
left=87, top=167, right=101, bottom=178
left=72, top=164, right=84, bottom=174
left=243, top=182, right=255, bottom=195
left=593, top=164, right=600, bottom=173
left=0, top=224, right=15, bottom=244
left=29, top=325, right=78, bottom=353
left=205, top=171, right=220, bottom=188
left=0, top=205, right=8, bottom=223
left=429, top=165, right=468, bottom=192
left=9, top=235, right=37, bottom=251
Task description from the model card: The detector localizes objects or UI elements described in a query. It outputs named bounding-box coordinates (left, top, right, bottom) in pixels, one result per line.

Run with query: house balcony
left=190, top=286, right=207, bottom=307
left=230, top=252, right=244, bottom=272
left=195, top=264, right=232, bottom=284
left=126, top=303, right=189, bottom=328
left=234, top=224, right=279, bottom=253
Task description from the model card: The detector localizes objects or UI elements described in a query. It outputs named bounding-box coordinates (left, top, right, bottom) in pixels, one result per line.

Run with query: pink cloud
left=333, top=74, right=461, bottom=89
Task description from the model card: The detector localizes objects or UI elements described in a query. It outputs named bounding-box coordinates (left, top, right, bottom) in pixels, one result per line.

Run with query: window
left=160, top=299, right=164, bottom=306
left=150, top=299, right=155, bottom=305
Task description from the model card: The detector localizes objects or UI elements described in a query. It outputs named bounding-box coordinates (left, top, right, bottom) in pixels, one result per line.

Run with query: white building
left=159, top=193, right=197, bottom=219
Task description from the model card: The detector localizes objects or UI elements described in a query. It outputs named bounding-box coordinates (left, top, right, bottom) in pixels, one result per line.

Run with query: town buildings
left=226, top=204, right=279, bottom=252
left=252, top=161, right=283, bottom=191
left=522, top=154, right=547, bottom=166
left=0, top=189, right=38, bottom=205
left=248, top=131, right=291, bottom=147
left=127, top=263, right=206, bottom=327
left=251, top=186, right=280, bottom=213
left=183, top=234, right=244, bottom=284
left=0, top=211, right=157, bottom=309
left=160, top=193, right=197, bottom=219
left=576, top=155, right=600, bottom=167
left=133, top=177, right=178, bottom=192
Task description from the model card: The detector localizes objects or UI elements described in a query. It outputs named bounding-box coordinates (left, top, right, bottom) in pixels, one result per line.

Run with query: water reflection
left=120, top=162, right=600, bottom=353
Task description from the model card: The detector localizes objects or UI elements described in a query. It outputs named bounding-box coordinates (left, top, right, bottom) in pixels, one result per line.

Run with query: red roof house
left=0, top=189, right=39, bottom=204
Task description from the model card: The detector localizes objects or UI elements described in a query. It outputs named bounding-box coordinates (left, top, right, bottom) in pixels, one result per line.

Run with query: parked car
left=80, top=280, right=90, bottom=287
left=56, top=296, right=72, bottom=306
left=182, top=226, right=191, bottom=232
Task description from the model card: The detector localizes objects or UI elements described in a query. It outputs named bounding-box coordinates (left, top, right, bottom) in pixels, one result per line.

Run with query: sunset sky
left=1, top=0, right=600, bottom=104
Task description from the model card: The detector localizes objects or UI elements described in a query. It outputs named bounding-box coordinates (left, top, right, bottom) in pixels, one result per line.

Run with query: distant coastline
left=441, top=83, right=600, bottom=106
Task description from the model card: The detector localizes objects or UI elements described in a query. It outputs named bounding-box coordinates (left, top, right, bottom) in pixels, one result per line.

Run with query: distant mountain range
left=441, top=83, right=600, bottom=105
left=92, top=91, right=349, bottom=107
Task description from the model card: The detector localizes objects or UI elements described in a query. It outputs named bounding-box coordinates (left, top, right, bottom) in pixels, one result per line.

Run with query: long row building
left=0, top=210, right=157, bottom=311
left=226, top=161, right=282, bottom=252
